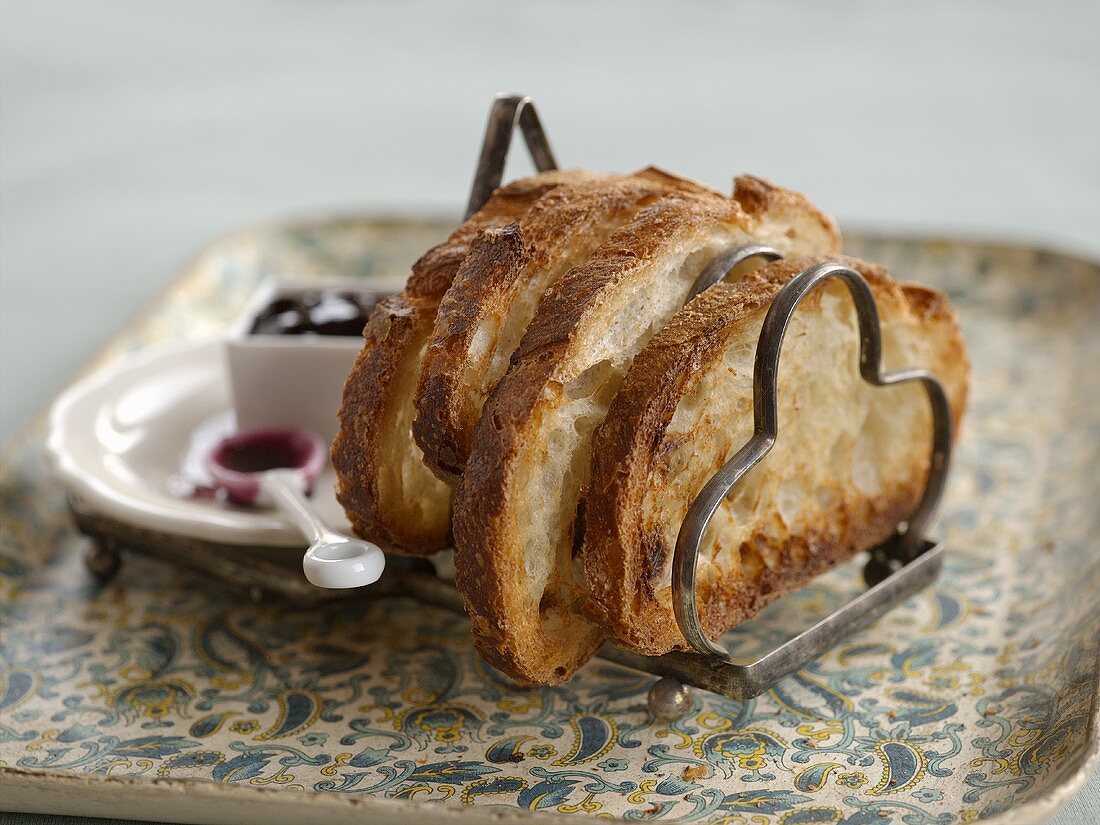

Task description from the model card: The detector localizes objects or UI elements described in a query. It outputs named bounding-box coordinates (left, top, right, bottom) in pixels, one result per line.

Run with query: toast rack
left=70, top=93, right=953, bottom=720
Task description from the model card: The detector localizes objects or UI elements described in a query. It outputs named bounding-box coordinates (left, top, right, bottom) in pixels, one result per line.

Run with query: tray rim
left=2, top=220, right=1098, bottom=823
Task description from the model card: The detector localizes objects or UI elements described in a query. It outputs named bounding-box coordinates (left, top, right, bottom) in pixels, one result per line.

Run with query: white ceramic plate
left=46, top=341, right=352, bottom=547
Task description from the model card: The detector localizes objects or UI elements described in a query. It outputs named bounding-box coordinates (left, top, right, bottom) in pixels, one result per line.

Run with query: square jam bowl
left=225, top=277, right=401, bottom=444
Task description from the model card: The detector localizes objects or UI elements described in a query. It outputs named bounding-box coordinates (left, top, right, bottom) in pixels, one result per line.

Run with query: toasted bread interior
left=583, top=257, right=969, bottom=654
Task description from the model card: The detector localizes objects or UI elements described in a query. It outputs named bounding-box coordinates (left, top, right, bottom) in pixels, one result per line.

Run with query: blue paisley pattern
left=1, top=222, right=1098, bottom=823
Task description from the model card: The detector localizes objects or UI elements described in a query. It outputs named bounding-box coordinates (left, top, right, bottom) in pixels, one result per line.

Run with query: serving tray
left=1, top=216, right=1097, bottom=824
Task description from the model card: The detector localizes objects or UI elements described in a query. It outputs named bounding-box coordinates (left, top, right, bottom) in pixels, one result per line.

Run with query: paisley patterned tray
left=2, top=217, right=1097, bottom=824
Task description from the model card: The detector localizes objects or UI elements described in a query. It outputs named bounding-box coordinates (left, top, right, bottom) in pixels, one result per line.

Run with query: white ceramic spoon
left=206, top=428, right=384, bottom=589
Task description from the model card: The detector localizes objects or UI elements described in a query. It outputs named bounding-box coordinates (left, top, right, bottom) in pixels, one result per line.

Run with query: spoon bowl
left=302, top=537, right=386, bottom=589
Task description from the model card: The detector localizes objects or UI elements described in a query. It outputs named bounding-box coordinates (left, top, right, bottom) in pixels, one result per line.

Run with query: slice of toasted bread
left=413, top=168, right=720, bottom=479
left=452, top=183, right=842, bottom=684
left=332, top=169, right=603, bottom=553
left=583, top=256, right=970, bottom=655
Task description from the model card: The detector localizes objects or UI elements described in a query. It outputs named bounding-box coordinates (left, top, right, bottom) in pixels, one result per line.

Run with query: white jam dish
left=225, top=278, right=399, bottom=444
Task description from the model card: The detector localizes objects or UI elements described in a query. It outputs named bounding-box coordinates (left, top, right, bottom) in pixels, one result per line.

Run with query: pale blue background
left=0, top=0, right=1096, bottom=821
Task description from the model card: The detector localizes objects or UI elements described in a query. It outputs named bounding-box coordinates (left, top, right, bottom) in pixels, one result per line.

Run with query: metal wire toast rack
left=74, top=93, right=953, bottom=720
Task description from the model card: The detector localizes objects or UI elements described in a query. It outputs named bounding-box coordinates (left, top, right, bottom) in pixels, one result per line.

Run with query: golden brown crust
left=332, top=294, right=436, bottom=550
left=732, top=174, right=842, bottom=253
left=510, top=194, right=745, bottom=365
left=413, top=169, right=718, bottom=479
left=331, top=169, right=602, bottom=554
left=582, top=256, right=970, bottom=654
left=405, top=171, right=602, bottom=301
left=453, top=190, right=844, bottom=684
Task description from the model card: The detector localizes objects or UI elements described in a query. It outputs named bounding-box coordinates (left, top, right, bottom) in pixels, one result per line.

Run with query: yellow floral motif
left=108, top=758, right=153, bottom=775
left=526, top=744, right=556, bottom=760
left=403, top=687, right=436, bottom=704
left=25, top=729, right=61, bottom=751
left=398, top=704, right=480, bottom=745
left=557, top=791, right=600, bottom=813
left=76, top=680, right=110, bottom=701
left=695, top=735, right=768, bottom=770
left=119, top=664, right=152, bottom=683
left=970, top=754, right=1012, bottom=775
left=358, top=703, right=394, bottom=722
left=435, top=726, right=461, bottom=743
left=398, top=784, right=434, bottom=802
left=996, top=644, right=1018, bottom=667
left=320, top=752, right=352, bottom=777
left=698, top=712, right=734, bottom=732
left=113, top=680, right=193, bottom=720
left=692, top=726, right=789, bottom=768
left=627, top=779, right=661, bottom=804
left=211, top=674, right=251, bottom=691
left=230, top=719, right=260, bottom=734
left=835, top=771, right=866, bottom=788
left=497, top=694, right=543, bottom=715
left=1009, top=729, right=1042, bottom=750
left=740, top=754, right=766, bottom=771
left=655, top=727, right=694, bottom=750
left=795, top=720, right=843, bottom=742
left=967, top=672, right=987, bottom=697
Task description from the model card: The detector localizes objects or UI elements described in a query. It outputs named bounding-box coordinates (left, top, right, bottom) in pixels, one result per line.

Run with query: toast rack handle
left=687, top=243, right=783, bottom=301
left=672, top=260, right=954, bottom=659
left=465, top=93, right=559, bottom=219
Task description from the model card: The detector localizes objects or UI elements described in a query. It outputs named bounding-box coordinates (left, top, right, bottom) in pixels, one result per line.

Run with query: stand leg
left=862, top=552, right=897, bottom=587
left=84, top=541, right=121, bottom=581
left=647, top=677, right=693, bottom=721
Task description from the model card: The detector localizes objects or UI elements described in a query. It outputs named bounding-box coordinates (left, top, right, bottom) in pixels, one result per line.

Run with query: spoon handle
left=259, top=469, right=330, bottom=542
left=259, top=469, right=386, bottom=589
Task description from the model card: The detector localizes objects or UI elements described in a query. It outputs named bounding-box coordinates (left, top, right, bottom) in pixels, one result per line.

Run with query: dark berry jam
left=249, top=290, right=385, bottom=337
left=214, top=429, right=318, bottom=474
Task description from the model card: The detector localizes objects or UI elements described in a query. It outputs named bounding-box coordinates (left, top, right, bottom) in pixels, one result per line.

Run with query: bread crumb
left=682, top=765, right=706, bottom=782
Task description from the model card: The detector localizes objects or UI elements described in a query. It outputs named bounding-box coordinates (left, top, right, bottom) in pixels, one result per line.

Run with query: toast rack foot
left=648, top=677, right=693, bottom=721
left=84, top=541, right=121, bottom=581
left=863, top=551, right=901, bottom=587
